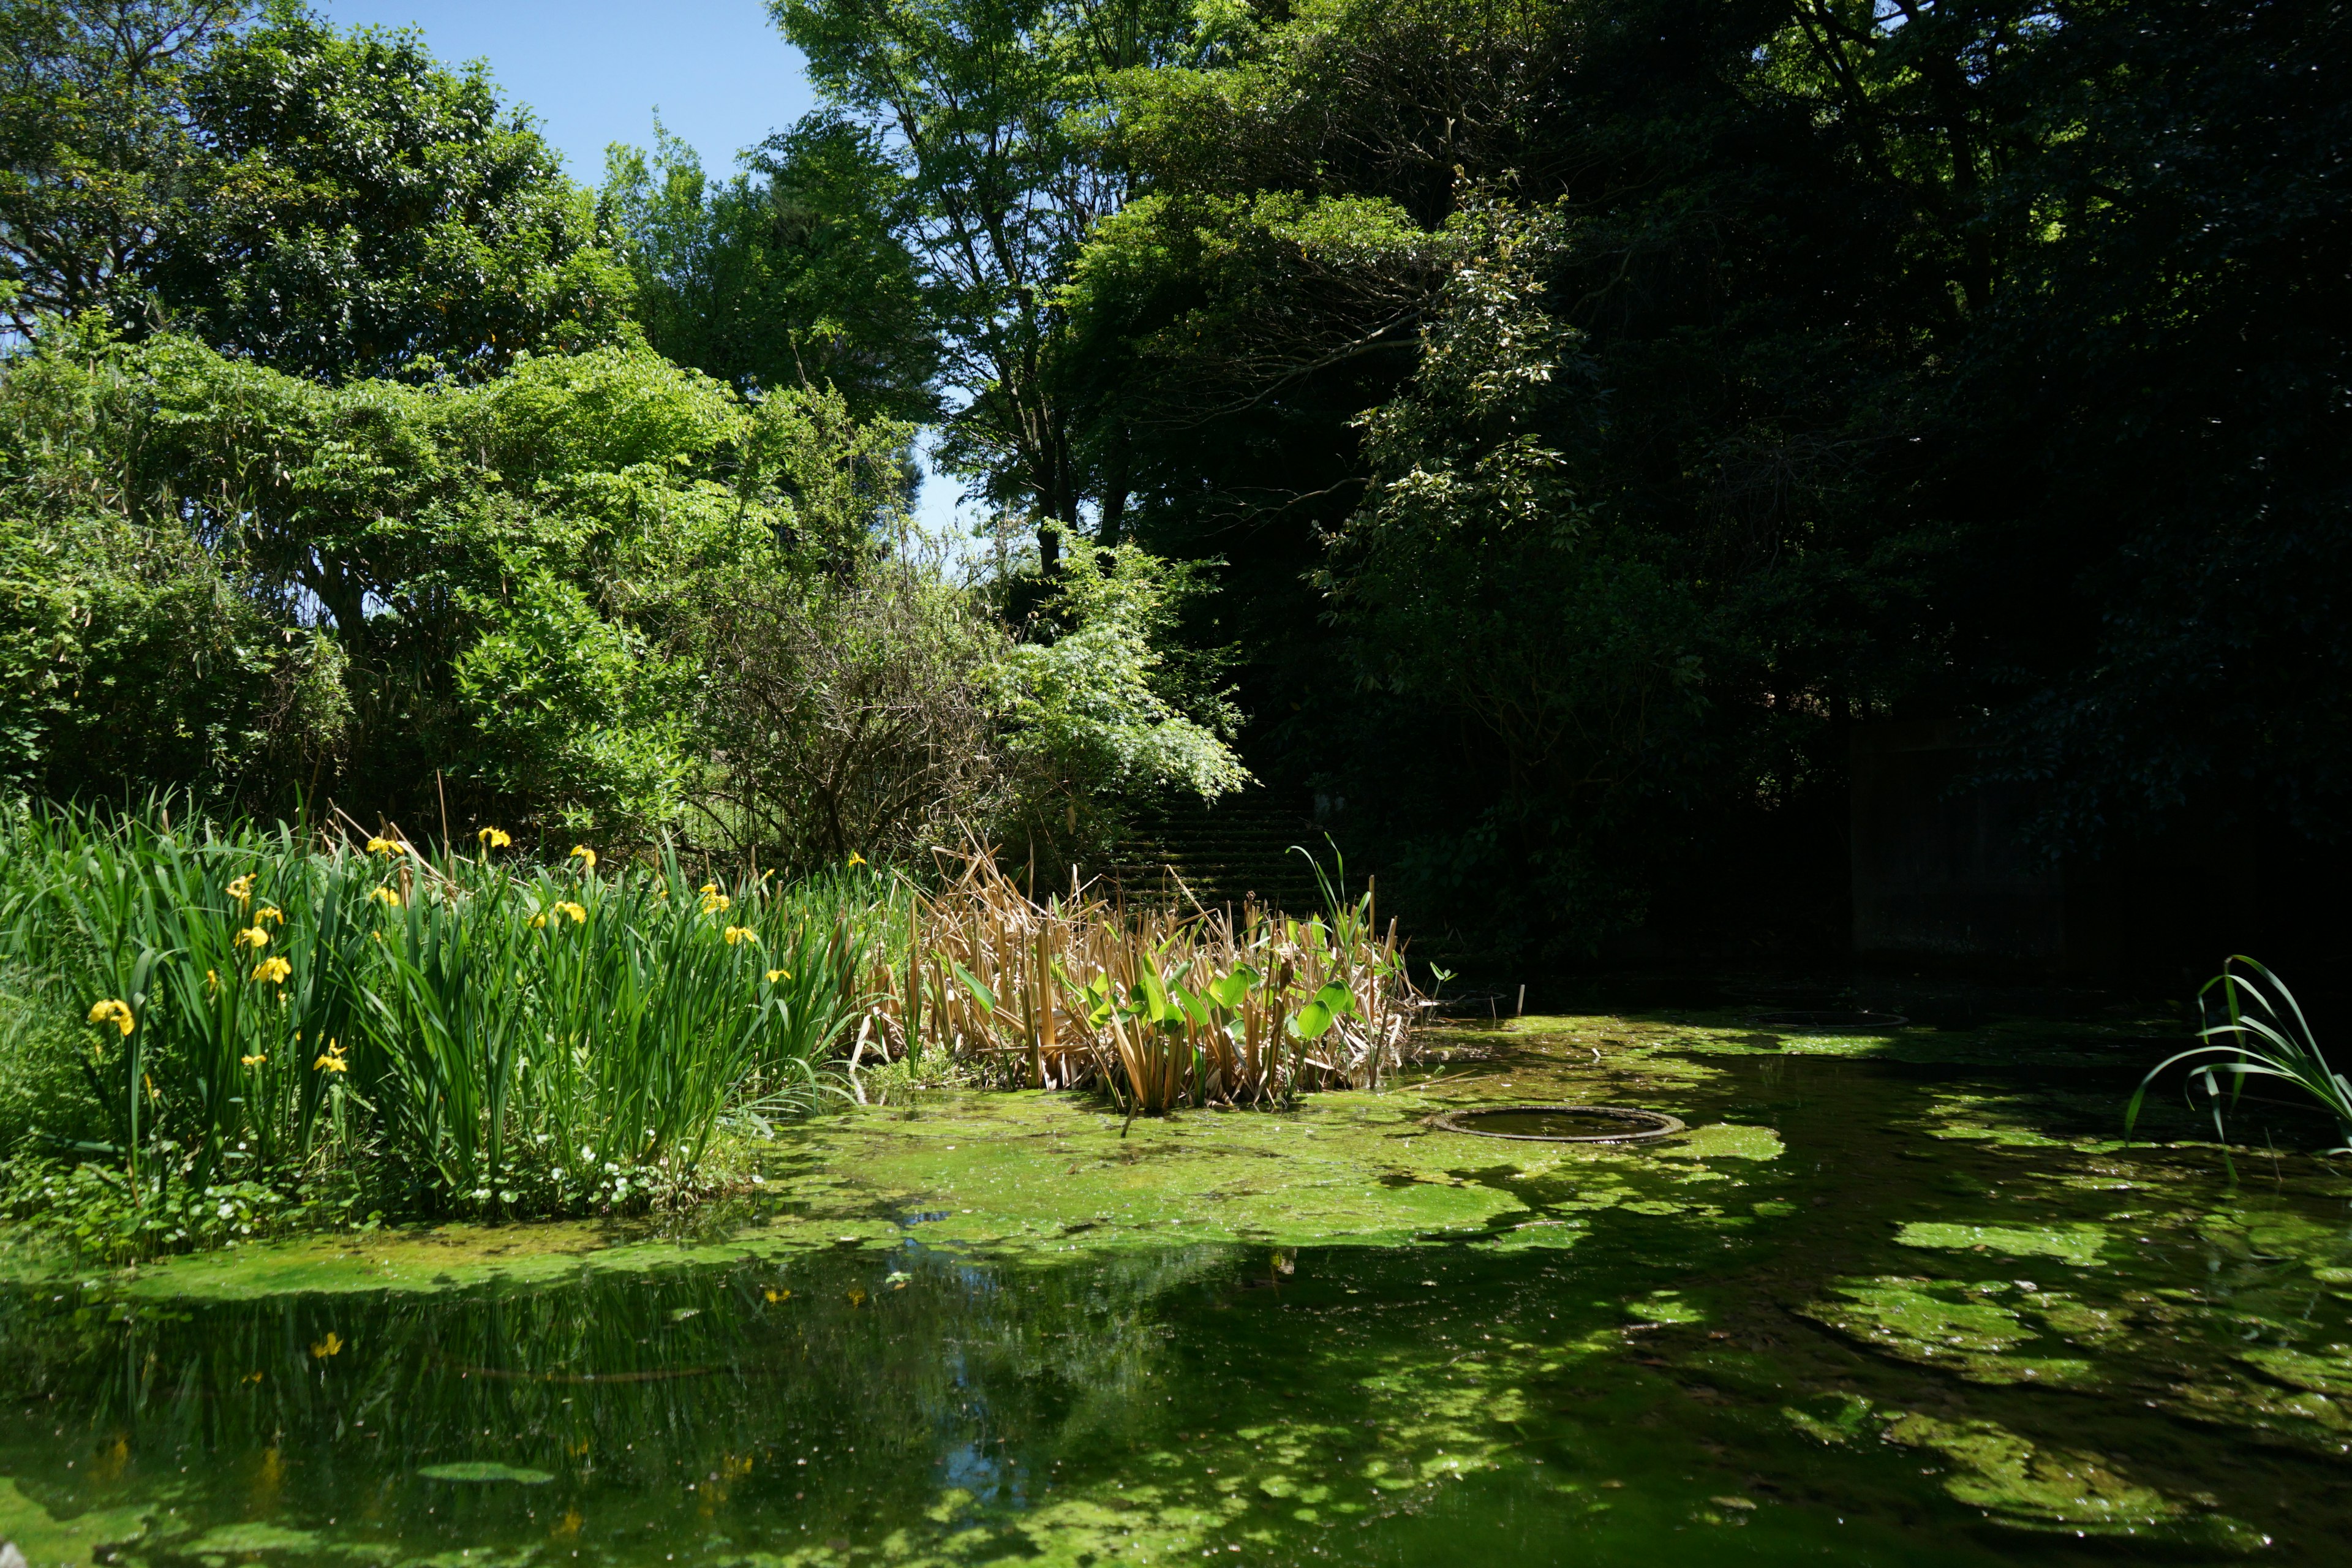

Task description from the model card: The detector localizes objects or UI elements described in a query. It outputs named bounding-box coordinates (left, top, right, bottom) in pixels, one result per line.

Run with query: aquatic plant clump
left=2128, top=957, right=2352, bottom=1152
left=0, top=804, right=876, bottom=1248
left=857, top=850, right=1420, bottom=1113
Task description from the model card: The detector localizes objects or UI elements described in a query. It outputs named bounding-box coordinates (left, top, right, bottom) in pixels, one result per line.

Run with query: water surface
left=7, top=1014, right=2352, bottom=1567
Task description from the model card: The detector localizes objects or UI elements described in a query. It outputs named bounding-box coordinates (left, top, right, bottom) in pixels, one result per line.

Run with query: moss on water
left=1880, top=1411, right=2255, bottom=1547
left=1471, top=1007, right=2181, bottom=1070
left=1894, top=1221, right=2110, bottom=1265
left=1781, top=1392, right=1876, bottom=1446
left=2236, top=1344, right=2352, bottom=1396
left=108, top=1213, right=908, bottom=1301
left=1800, top=1278, right=2102, bottom=1388
left=1804, top=1277, right=2033, bottom=1356
left=0, top=1477, right=156, bottom=1568
left=20, top=1016, right=2352, bottom=1567
left=1659, top=1123, right=1783, bottom=1161
left=69, top=1080, right=1788, bottom=1298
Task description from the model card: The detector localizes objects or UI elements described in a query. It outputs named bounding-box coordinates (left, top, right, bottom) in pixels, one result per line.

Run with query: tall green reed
left=0, top=803, right=880, bottom=1223
left=2127, top=956, right=2352, bottom=1153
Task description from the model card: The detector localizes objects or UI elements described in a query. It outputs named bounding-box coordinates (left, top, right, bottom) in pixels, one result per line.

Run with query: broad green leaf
left=950, top=961, right=995, bottom=1014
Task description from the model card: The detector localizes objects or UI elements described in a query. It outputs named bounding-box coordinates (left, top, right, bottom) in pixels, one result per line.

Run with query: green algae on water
left=0, top=1478, right=156, bottom=1568
left=1894, top=1221, right=2109, bottom=1266
left=417, top=1462, right=555, bottom=1484
left=1881, top=1411, right=2258, bottom=1547
left=71, top=1083, right=1798, bottom=1299
left=1799, top=1277, right=2099, bottom=1387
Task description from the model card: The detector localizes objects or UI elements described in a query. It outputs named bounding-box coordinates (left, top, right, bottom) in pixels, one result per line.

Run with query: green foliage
left=454, top=571, right=693, bottom=840
left=688, top=552, right=1005, bottom=869
left=0, top=323, right=911, bottom=839
left=0, top=0, right=246, bottom=334
left=1317, top=194, right=1721, bottom=941
left=154, top=6, right=635, bottom=380
left=0, top=802, right=879, bottom=1247
left=0, top=316, right=1243, bottom=862
left=0, top=965, right=95, bottom=1155
left=2, top=4, right=633, bottom=380
left=773, top=0, right=1202, bottom=553
left=2127, top=959, right=2352, bottom=1155
left=1027, top=0, right=2352, bottom=956
left=600, top=113, right=936, bottom=421
left=992, top=535, right=1248, bottom=843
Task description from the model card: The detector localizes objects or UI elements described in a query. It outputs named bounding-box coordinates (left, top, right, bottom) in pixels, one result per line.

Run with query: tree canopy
left=2, top=1, right=633, bottom=379
left=2, top=0, right=2343, bottom=959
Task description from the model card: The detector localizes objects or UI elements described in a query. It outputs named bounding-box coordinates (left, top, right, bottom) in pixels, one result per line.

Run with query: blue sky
left=320, top=1, right=971, bottom=535
left=320, top=1, right=813, bottom=181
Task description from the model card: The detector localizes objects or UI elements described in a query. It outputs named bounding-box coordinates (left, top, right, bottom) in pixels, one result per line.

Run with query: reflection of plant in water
left=0, top=1243, right=1216, bottom=1539
left=2128, top=957, right=2352, bottom=1153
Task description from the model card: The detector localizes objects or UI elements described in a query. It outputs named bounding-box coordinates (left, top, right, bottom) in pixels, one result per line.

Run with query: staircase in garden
left=1099, top=795, right=1335, bottom=919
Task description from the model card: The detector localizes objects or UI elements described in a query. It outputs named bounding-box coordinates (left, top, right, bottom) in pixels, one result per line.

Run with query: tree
left=0, top=0, right=248, bottom=336
left=3, top=3, right=633, bottom=380
left=600, top=113, right=938, bottom=422
left=771, top=0, right=1202, bottom=565
left=1047, top=0, right=2352, bottom=957
left=153, top=6, right=633, bottom=381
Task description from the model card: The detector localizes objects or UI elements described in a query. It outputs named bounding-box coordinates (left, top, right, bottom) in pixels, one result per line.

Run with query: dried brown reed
left=858, top=851, right=1420, bottom=1115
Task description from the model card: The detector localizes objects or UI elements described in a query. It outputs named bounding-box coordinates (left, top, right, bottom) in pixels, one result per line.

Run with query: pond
left=5, top=1004, right=2351, bottom=1567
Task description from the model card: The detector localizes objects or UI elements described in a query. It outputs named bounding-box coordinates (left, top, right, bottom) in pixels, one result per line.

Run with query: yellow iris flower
left=846, top=852, right=867, bottom=868
left=556, top=901, right=587, bottom=924
left=724, top=925, right=758, bottom=946
left=241, top=1053, right=267, bottom=1068
left=87, top=999, right=134, bottom=1036
left=570, top=846, right=597, bottom=872
left=701, top=891, right=731, bottom=914
left=477, top=826, right=513, bottom=849
left=252, top=956, right=292, bottom=985
left=254, top=905, right=284, bottom=925
left=234, top=926, right=271, bottom=951
left=227, top=873, right=256, bottom=902
left=314, top=1041, right=349, bottom=1073
left=765, top=968, right=790, bottom=984
left=369, top=886, right=402, bottom=907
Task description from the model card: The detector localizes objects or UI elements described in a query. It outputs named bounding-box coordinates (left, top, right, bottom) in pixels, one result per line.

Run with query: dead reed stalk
left=863, top=850, right=1420, bottom=1114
